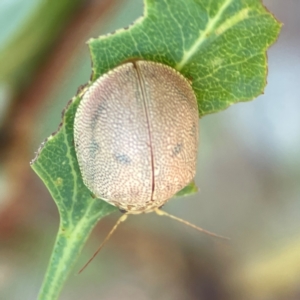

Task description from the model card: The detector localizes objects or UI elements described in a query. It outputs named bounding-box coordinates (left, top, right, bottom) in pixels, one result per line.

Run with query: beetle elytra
left=74, top=60, right=199, bottom=214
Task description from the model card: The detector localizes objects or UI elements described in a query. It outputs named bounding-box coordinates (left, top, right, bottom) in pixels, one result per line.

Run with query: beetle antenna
left=78, top=213, right=129, bottom=274
left=154, top=208, right=229, bottom=240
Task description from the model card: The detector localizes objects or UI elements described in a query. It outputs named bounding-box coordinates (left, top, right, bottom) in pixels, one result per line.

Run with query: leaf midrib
left=176, top=0, right=242, bottom=70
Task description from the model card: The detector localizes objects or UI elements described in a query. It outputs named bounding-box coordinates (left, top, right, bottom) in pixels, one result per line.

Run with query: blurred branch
left=0, top=0, right=83, bottom=91
left=0, top=0, right=121, bottom=235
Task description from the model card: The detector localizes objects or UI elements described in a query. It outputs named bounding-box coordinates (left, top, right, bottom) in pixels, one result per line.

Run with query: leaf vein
left=176, top=0, right=233, bottom=70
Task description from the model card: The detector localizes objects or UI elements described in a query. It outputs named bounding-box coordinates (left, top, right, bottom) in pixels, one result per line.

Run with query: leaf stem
left=37, top=218, right=96, bottom=300
left=37, top=201, right=116, bottom=300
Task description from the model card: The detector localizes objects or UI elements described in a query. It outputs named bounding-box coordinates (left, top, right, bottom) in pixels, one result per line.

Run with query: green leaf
left=174, top=181, right=198, bottom=198
left=89, top=0, right=281, bottom=115
left=31, top=0, right=281, bottom=299
left=31, top=96, right=117, bottom=300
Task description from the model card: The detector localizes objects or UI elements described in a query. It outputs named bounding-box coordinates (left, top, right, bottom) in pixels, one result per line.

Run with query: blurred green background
left=0, top=0, right=299, bottom=299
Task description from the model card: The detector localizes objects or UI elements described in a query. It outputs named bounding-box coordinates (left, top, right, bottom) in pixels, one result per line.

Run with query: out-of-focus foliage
left=0, top=0, right=83, bottom=91
left=0, top=1, right=299, bottom=300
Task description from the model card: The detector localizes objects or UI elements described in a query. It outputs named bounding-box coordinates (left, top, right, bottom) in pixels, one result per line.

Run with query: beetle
left=74, top=60, right=227, bottom=272
left=74, top=60, right=199, bottom=214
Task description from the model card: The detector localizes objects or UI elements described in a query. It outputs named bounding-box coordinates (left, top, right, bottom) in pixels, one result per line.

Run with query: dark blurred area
left=0, top=1, right=299, bottom=299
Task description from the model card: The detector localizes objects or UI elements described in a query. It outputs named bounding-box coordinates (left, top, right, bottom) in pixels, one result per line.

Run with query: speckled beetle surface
left=74, top=60, right=198, bottom=214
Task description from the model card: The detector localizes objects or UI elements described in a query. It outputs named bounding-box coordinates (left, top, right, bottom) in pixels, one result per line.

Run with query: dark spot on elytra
left=114, top=153, right=131, bottom=164
left=175, top=86, right=190, bottom=99
left=89, top=140, right=100, bottom=159
left=172, top=143, right=183, bottom=156
left=119, top=208, right=127, bottom=214
left=97, top=103, right=106, bottom=114
left=90, top=103, right=106, bottom=129
left=125, top=69, right=132, bottom=77
left=190, top=123, right=196, bottom=136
